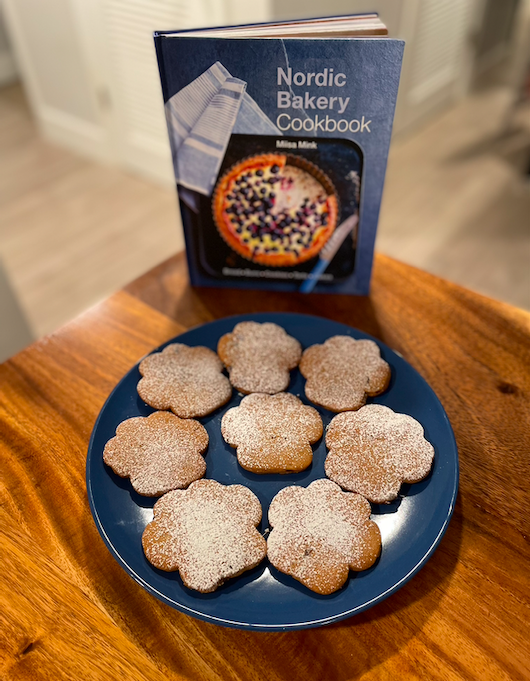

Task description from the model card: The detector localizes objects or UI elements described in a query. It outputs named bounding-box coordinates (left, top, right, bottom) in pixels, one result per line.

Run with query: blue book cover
left=154, top=19, right=404, bottom=295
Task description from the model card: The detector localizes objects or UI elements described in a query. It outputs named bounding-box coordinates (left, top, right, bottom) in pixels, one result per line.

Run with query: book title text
left=275, top=67, right=371, bottom=133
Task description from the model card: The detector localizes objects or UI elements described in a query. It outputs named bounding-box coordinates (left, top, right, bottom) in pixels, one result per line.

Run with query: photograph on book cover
left=155, top=36, right=404, bottom=294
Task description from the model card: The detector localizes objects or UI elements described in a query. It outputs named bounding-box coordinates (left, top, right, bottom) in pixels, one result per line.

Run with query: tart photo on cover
left=187, top=134, right=363, bottom=287
left=213, top=153, right=339, bottom=268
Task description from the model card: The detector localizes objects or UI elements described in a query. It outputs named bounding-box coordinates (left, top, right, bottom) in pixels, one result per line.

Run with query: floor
left=0, top=83, right=528, bottom=353
left=377, top=85, right=530, bottom=310
left=0, top=84, right=183, bottom=342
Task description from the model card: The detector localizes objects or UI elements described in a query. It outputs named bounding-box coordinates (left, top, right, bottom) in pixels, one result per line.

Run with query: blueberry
left=256, top=169, right=264, bottom=177
left=271, top=165, right=279, bottom=174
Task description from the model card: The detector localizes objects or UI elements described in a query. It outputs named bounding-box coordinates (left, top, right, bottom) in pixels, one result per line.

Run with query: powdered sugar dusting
left=103, top=411, right=208, bottom=496
left=221, top=392, right=322, bottom=473
left=325, top=404, right=435, bottom=503
left=218, top=322, right=302, bottom=394
left=267, top=479, right=381, bottom=594
left=300, top=336, right=390, bottom=412
left=138, top=344, right=232, bottom=418
left=142, top=479, right=267, bottom=592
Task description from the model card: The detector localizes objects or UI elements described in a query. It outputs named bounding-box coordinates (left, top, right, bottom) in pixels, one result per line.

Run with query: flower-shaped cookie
left=221, top=393, right=323, bottom=473
left=137, top=343, right=232, bottom=418
left=325, top=404, right=435, bottom=503
left=267, top=479, right=381, bottom=594
left=217, top=322, right=302, bottom=394
left=142, top=479, right=267, bottom=592
left=299, top=335, right=390, bottom=412
left=103, top=411, right=208, bottom=496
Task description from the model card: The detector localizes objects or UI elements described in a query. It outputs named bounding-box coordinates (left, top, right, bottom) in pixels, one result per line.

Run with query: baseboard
left=122, top=131, right=175, bottom=188
left=38, top=105, right=112, bottom=164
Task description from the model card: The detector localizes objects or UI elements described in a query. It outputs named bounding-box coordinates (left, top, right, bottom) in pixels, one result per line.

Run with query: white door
left=394, top=0, right=477, bottom=133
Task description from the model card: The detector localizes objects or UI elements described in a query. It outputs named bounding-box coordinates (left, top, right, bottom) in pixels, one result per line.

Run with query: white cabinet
left=3, top=0, right=271, bottom=184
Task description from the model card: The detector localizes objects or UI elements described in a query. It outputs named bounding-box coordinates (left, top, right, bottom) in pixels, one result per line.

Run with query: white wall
left=0, top=0, right=17, bottom=85
left=271, top=0, right=403, bottom=35
left=5, top=0, right=98, bottom=122
left=3, top=0, right=271, bottom=184
left=3, top=0, right=108, bottom=162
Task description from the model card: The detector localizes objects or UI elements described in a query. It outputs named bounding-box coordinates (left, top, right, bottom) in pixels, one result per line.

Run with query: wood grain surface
left=1, top=252, right=529, bottom=681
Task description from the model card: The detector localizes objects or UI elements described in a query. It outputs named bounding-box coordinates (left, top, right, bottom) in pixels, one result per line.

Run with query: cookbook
left=154, top=14, right=404, bottom=294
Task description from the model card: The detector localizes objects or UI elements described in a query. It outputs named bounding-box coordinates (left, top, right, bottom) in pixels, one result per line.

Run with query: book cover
left=154, top=26, right=404, bottom=294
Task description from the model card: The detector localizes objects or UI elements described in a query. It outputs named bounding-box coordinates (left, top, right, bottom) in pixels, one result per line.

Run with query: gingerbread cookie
left=217, top=322, right=302, bottom=394
left=142, top=479, right=267, bottom=592
left=300, top=335, right=390, bottom=412
left=103, top=411, right=208, bottom=497
left=137, top=343, right=232, bottom=418
left=325, top=404, right=435, bottom=503
left=221, top=393, right=323, bottom=474
left=267, top=479, right=381, bottom=595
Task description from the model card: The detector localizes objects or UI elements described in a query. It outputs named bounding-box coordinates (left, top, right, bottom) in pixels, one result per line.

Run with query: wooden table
left=1, top=252, right=529, bottom=680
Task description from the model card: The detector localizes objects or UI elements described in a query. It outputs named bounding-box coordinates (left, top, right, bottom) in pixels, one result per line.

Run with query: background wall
left=271, top=0, right=403, bottom=33
left=3, top=0, right=272, bottom=183
left=0, top=0, right=17, bottom=85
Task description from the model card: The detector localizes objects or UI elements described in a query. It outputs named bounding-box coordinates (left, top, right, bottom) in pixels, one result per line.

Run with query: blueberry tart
left=212, top=154, right=339, bottom=267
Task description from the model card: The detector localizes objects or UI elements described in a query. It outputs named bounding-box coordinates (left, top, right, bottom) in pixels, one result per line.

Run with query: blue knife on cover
left=299, top=213, right=359, bottom=293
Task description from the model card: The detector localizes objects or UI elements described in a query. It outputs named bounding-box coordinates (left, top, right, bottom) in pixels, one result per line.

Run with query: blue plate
left=86, top=312, right=458, bottom=631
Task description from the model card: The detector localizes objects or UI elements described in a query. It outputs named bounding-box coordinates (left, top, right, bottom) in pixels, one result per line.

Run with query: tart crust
left=213, top=153, right=338, bottom=267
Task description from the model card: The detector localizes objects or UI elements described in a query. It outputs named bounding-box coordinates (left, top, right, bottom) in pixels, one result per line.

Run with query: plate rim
left=86, top=311, right=459, bottom=631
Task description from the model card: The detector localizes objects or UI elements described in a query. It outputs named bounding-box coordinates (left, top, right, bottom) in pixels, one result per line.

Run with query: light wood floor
left=378, top=85, right=530, bottom=311
left=0, top=83, right=528, bottom=345
left=0, top=85, right=183, bottom=340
